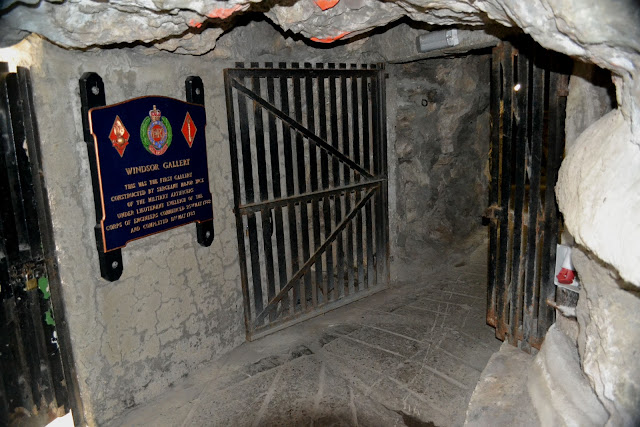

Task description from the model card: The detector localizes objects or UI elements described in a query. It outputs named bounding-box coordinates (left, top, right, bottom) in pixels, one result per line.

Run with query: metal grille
left=1, top=64, right=77, bottom=424
left=486, top=41, right=570, bottom=351
left=224, top=62, right=389, bottom=340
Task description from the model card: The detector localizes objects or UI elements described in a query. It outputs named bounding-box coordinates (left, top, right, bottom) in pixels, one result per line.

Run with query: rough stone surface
left=557, top=110, right=640, bottom=287
left=107, top=241, right=501, bottom=427
left=464, top=342, right=538, bottom=427
left=528, top=324, right=608, bottom=427
left=390, top=55, right=490, bottom=271
left=573, top=248, right=640, bottom=426
left=565, top=62, right=615, bottom=151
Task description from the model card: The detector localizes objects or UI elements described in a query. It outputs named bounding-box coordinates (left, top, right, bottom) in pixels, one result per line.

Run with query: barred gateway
left=225, top=62, right=389, bottom=340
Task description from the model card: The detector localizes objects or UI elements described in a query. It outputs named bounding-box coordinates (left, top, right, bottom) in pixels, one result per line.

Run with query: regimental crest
left=109, top=116, right=130, bottom=157
left=140, top=105, right=172, bottom=156
left=182, top=112, right=197, bottom=148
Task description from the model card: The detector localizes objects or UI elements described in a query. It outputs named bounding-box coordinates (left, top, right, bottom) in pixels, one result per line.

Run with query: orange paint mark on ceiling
left=207, top=4, right=243, bottom=19
left=310, top=31, right=350, bottom=43
left=314, top=0, right=340, bottom=11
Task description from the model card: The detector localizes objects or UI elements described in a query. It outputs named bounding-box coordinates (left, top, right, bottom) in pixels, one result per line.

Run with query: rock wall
left=390, top=54, right=490, bottom=272
left=573, top=248, right=640, bottom=426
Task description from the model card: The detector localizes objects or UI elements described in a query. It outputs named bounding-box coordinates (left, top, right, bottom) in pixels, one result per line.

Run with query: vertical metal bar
left=0, top=72, right=21, bottom=264
left=340, top=64, right=355, bottom=296
left=237, top=69, right=264, bottom=317
left=224, top=68, right=253, bottom=337
left=537, top=71, right=568, bottom=341
left=305, top=63, right=321, bottom=308
left=361, top=65, right=374, bottom=289
left=316, top=63, right=333, bottom=301
left=5, top=73, right=40, bottom=259
left=328, top=63, right=345, bottom=297
left=0, top=298, right=35, bottom=416
left=495, top=44, right=514, bottom=340
left=265, top=63, right=289, bottom=316
left=376, top=64, right=390, bottom=286
left=507, top=48, right=529, bottom=346
left=522, top=47, right=545, bottom=352
left=487, top=44, right=502, bottom=327
left=370, top=65, right=384, bottom=288
left=251, top=63, right=276, bottom=321
left=291, top=63, right=311, bottom=310
left=351, top=65, right=364, bottom=291
left=279, top=62, right=300, bottom=312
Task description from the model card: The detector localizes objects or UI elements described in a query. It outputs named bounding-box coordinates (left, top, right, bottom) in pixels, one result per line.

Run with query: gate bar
left=223, top=68, right=253, bottom=333
left=316, top=63, right=335, bottom=300
left=507, top=48, right=529, bottom=346
left=522, top=47, right=546, bottom=351
left=254, top=187, right=378, bottom=324
left=486, top=45, right=502, bottom=327
left=230, top=79, right=373, bottom=179
left=264, top=62, right=289, bottom=317
left=495, top=44, right=514, bottom=340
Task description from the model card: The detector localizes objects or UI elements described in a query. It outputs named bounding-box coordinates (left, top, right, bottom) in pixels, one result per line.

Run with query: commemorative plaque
left=80, top=73, right=214, bottom=281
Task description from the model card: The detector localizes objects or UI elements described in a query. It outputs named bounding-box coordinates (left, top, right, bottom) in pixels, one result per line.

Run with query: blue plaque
left=88, top=96, right=213, bottom=252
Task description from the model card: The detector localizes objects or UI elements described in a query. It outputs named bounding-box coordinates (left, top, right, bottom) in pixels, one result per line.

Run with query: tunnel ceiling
left=1, top=1, right=639, bottom=75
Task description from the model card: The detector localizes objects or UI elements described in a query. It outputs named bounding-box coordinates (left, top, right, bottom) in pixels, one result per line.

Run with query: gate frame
left=0, top=63, right=85, bottom=426
left=486, top=40, right=571, bottom=351
left=224, top=62, right=390, bottom=341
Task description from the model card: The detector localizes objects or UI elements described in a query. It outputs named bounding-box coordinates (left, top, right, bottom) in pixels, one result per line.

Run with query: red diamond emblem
left=182, top=112, right=197, bottom=148
left=109, top=115, right=130, bottom=157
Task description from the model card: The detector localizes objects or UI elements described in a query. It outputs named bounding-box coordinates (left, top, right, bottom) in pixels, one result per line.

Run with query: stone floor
left=108, top=246, right=502, bottom=427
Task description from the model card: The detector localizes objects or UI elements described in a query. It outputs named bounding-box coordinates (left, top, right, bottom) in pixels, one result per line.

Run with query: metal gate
left=486, top=41, right=570, bottom=351
left=1, top=63, right=82, bottom=425
left=224, top=62, right=389, bottom=340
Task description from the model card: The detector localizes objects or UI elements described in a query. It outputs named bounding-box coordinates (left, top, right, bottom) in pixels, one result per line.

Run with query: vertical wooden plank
left=305, top=63, right=322, bottom=307
left=291, top=62, right=311, bottom=310
left=265, top=63, right=289, bottom=316
left=316, top=63, right=333, bottom=301
left=537, top=71, right=568, bottom=340
left=487, top=44, right=502, bottom=327
left=507, top=48, right=529, bottom=346
left=279, top=62, right=300, bottom=312
left=250, top=63, right=276, bottom=321
left=495, top=44, right=514, bottom=340
left=522, top=47, right=545, bottom=352
left=225, top=68, right=253, bottom=336
left=328, top=63, right=345, bottom=297
left=351, top=65, right=364, bottom=291
left=340, top=64, right=355, bottom=296
left=237, top=69, right=264, bottom=318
